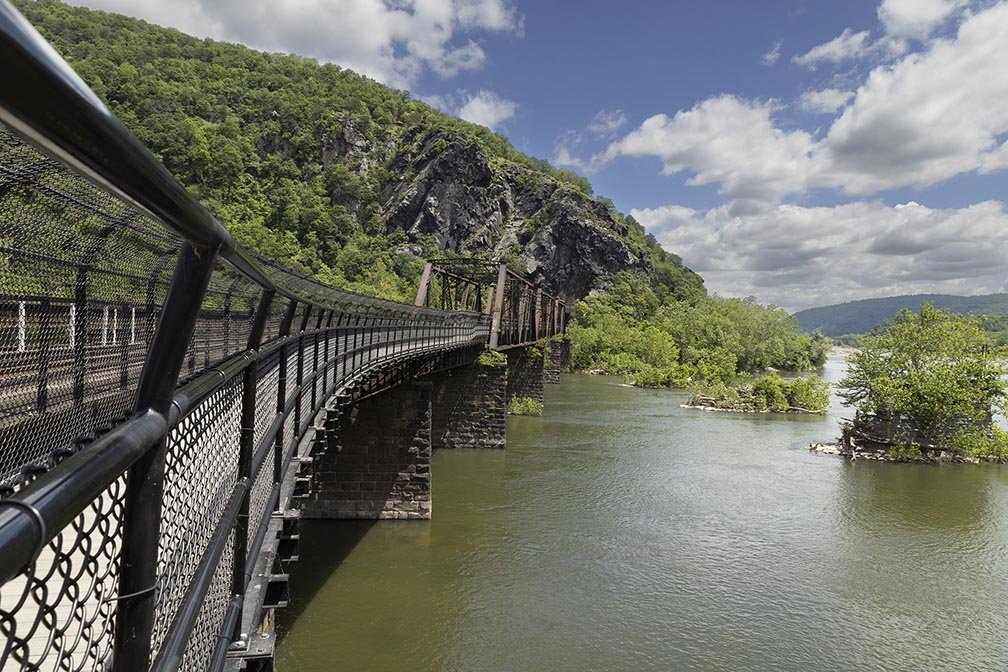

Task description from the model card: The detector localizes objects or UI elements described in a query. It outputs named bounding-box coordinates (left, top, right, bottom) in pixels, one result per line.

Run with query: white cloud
left=456, top=89, right=517, bottom=130
left=598, top=96, right=814, bottom=212
left=598, top=2, right=1008, bottom=208
left=587, top=109, right=628, bottom=137
left=552, top=131, right=589, bottom=172
left=878, top=0, right=966, bottom=39
left=70, top=0, right=522, bottom=88
left=797, top=88, right=854, bottom=114
left=633, top=200, right=1008, bottom=310
left=762, top=39, right=783, bottom=65
left=821, top=1, right=1008, bottom=194
left=793, top=28, right=872, bottom=68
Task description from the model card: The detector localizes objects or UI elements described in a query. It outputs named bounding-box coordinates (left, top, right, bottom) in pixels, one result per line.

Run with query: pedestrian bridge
left=0, top=5, right=567, bottom=671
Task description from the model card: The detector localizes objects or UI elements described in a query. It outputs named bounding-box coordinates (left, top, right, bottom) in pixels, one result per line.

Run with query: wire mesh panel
left=152, top=378, right=242, bottom=656
left=0, top=125, right=181, bottom=489
left=0, top=122, right=181, bottom=671
left=0, top=474, right=125, bottom=672
left=178, top=531, right=234, bottom=672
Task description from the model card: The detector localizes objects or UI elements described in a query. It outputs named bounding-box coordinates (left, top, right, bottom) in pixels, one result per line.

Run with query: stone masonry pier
left=303, top=343, right=558, bottom=521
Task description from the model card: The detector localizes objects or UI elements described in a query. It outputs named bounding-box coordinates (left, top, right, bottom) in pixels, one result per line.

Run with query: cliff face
left=378, top=127, right=669, bottom=305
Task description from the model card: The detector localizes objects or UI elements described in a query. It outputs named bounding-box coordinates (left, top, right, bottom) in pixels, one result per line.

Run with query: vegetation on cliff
left=16, top=0, right=702, bottom=306
left=688, top=375, right=829, bottom=414
left=567, top=273, right=829, bottom=385
left=837, top=303, right=1008, bottom=458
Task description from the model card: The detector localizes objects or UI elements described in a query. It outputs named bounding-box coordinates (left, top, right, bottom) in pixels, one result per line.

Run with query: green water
left=276, top=352, right=1008, bottom=671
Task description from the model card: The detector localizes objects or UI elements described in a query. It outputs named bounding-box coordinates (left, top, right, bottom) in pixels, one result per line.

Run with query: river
left=276, top=351, right=1008, bottom=671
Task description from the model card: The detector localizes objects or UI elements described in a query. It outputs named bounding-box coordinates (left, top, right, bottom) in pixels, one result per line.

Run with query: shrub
left=507, top=397, right=543, bottom=416
left=478, top=349, right=506, bottom=366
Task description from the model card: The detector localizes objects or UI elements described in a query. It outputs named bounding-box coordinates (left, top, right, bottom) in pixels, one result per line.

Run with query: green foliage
left=477, top=349, right=506, bottom=366
left=569, top=272, right=829, bottom=385
left=838, top=302, right=1008, bottom=449
left=688, top=374, right=829, bottom=413
left=507, top=397, right=543, bottom=416
left=888, top=441, right=923, bottom=461
left=948, top=426, right=1008, bottom=459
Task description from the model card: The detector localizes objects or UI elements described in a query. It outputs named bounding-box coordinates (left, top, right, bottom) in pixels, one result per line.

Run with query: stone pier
left=303, top=381, right=433, bottom=520
left=544, top=338, right=570, bottom=385
left=427, top=359, right=507, bottom=449
left=505, top=345, right=544, bottom=403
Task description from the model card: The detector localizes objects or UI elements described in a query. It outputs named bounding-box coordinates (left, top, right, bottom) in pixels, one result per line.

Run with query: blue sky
left=69, top=0, right=1008, bottom=309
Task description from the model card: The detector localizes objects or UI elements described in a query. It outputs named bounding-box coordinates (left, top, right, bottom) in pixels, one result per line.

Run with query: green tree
left=838, top=302, right=1008, bottom=451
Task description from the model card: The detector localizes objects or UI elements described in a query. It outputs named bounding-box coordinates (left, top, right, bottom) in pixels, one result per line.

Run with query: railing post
left=113, top=242, right=220, bottom=672
left=231, top=289, right=274, bottom=648
left=293, top=304, right=312, bottom=454
left=274, top=300, right=298, bottom=496
left=488, top=263, right=507, bottom=350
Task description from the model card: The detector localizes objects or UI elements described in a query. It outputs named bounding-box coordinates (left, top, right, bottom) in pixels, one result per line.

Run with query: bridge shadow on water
left=276, top=519, right=376, bottom=636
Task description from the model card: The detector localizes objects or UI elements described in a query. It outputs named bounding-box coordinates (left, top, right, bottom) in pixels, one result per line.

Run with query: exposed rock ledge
left=807, top=442, right=1006, bottom=464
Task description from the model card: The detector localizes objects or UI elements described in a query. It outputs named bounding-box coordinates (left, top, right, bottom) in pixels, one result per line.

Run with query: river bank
left=808, top=441, right=1008, bottom=464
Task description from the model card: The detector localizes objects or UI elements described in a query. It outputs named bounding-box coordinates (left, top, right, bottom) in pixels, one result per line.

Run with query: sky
left=67, top=0, right=1008, bottom=310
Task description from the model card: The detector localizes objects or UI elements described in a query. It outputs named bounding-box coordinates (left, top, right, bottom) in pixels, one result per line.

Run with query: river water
left=276, top=351, right=1008, bottom=671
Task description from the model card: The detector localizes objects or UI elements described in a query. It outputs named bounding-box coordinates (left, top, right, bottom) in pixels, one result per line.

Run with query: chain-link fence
left=0, top=10, right=496, bottom=670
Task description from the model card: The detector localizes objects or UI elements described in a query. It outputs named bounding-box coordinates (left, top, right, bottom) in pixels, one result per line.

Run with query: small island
left=685, top=373, right=829, bottom=414
left=811, top=303, right=1008, bottom=463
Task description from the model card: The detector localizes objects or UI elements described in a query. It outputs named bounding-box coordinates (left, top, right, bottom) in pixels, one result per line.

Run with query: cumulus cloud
left=456, top=89, right=517, bottom=130
left=793, top=28, right=872, bottom=68
left=597, top=2, right=1008, bottom=209
left=762, top=39, right=783, bottom=65
left=70, top=0, right=522, bottom=88
left=597, top=96, right=815, bottom=212
left=797, top=88, right=855, bottom=114
left=878, top=0, right=966, bottom=39
left=819, top=1, right=1008, bottom=194
left=632, top=200, right=1008, bottom=310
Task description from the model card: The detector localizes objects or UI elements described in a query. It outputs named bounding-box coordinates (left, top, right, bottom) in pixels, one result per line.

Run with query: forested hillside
left=795, top=293, right=1008, bottom=337
left=15, top=0, right=703, bottom=304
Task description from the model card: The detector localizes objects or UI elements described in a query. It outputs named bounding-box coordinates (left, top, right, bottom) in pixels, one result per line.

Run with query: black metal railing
left=0, top=3, right=508, bottom=671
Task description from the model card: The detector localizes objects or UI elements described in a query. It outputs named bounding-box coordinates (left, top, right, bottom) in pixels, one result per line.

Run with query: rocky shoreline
left=682, top=404, right=822, bottom=414
left=807, top=441, right=1006, bottom=465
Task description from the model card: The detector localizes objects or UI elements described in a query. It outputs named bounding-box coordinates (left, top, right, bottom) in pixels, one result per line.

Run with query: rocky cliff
left=379, top=127, right=666, bottom=304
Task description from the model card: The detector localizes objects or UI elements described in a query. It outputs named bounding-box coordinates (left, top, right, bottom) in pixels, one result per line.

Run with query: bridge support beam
left=303, top=382, right=433, bottom=520
left=505, top=345, right=545, bottom=404
left=427, top=359, right=507, bottom=450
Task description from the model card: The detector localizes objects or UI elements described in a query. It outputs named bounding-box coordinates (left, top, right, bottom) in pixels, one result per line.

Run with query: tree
left=837, top=302, right=1008, bottom=452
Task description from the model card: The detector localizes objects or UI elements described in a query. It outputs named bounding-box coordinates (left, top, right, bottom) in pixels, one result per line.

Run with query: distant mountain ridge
left=794, top=293, right=1008, bottom=336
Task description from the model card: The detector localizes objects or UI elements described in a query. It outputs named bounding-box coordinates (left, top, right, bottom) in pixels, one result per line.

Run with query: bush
left=507, top=397, right=543, bottom=416
left=478, top=349, right=506, bottom=366
left=688, top=374, right=829, bottom=413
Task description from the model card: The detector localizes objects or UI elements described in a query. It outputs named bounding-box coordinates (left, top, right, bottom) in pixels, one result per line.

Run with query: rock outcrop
left=379, top=127, right=690, bottom=305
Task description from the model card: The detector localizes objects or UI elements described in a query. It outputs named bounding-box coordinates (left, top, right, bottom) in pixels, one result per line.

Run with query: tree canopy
left=567, top=272, right=829, bottom=385
left=838, top=302, right=1008, bottom=456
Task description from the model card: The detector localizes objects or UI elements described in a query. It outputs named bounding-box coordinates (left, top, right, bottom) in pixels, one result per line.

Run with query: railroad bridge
left=0, top=6, right=569, bottom=671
